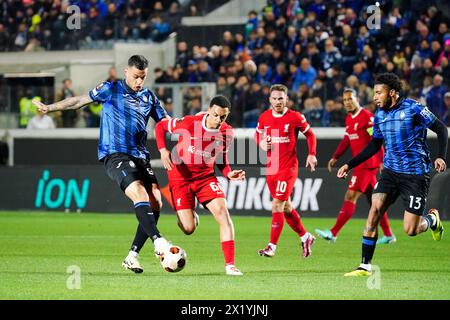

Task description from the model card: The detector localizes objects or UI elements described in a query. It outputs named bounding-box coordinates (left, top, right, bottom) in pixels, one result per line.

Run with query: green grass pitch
left=0, top=211, right=449, bottom=300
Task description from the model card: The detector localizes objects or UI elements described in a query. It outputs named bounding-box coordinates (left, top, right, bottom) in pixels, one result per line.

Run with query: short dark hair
left=209, top=95, right=231, bottom=109
left=270, top=84, right=288, bottom=94
left=128, top=55, right=148, bottom=70
left=343, top=87, right=357, bottom=97
left=374, top=73, right=402, bottom=93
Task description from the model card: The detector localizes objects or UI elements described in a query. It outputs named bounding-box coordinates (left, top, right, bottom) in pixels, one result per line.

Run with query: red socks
left=331, top=201, right=356, bottom=237
left=221, top=240, right=235, bottom=266
left=379, top=212, right=393, bottom=237
left=284, top=209, right=307, bottom=237
left=269, top=212, right=285, bottom=245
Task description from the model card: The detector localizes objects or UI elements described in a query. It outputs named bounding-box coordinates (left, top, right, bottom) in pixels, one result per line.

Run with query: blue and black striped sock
left=130, top=209, right=161, bottom=253
left=361, top=236, right=378, bottom=265
left=134, top=202, right=161, bottom=242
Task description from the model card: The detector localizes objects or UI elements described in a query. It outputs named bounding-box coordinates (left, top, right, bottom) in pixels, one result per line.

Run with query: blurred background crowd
left=1, top=0, right=450, bottom=128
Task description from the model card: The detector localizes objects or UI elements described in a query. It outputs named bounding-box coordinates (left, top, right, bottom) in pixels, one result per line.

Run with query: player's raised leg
left=400, top=174, right=444, bottom=240
left=403, top=209, right=443, bottom=240
left=345, top=192, right=389, bottom=276
left=176, top=209, right=199, bottom=235
left=283, top=199, right=315, bottom=258
left=204, top=198, right=243, bottom=276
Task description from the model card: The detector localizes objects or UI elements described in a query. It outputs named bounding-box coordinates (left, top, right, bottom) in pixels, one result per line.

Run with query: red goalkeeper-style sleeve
left=303, top=128, right=317, bottom=156
left=332, top=134, right=350, bottom=159
left=155, top=119, right=169, bottom=150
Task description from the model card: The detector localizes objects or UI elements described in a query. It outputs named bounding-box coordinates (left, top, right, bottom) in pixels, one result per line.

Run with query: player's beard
left=382, top=96, right=393, bottom=110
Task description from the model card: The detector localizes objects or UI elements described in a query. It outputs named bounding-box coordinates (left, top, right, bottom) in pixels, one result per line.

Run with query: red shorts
left=348, top=168, right=378, bottom=193
left=169, top=175, right=225, bottom=211
left=266, top=167, right=298, bottom=201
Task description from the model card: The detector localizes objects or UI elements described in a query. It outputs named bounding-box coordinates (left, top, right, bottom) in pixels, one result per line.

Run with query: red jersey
left=155, top=114, right=233, bottom=181
left=255, top=108, right=315, bottom=175
left=333, top=107, right=383, bottom=170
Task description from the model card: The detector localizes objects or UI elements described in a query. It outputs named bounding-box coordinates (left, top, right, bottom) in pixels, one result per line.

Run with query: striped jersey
left=373, top=98, right=436, bottom=175
left=89, top=80, right=167, bottom=161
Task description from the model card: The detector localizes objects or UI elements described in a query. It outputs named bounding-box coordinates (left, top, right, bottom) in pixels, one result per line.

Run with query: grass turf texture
left=0, top=211, right=449, bottom=300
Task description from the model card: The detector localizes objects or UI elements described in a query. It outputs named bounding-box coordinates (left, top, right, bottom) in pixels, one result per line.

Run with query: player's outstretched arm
left=227, top=169, right=246, bottom=181
left=428, top=119, right=448, bottom=172
left=154, top=120, right=174, bottom=170
left=337, top=137, right=383, bottom=179
left=32, top=95, right=93, bottom=113
left=328, top=135, right=350, bottom=172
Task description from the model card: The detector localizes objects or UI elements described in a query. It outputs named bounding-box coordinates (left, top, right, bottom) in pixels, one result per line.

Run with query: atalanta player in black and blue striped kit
left=337, top=73, right=448, bottom=276
left=33, top=55, right=174, bottom=273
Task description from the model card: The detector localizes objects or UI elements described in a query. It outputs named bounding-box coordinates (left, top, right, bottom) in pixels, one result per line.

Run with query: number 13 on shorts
left=409, top=196, right=422, bottom=210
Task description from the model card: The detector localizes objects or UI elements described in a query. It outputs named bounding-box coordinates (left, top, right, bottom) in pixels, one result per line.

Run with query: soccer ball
left=160, top=246, right=187, bottom=273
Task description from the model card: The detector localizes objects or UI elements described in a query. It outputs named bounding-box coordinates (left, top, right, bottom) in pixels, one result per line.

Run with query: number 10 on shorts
left=276, top=181, right=287, bottom=193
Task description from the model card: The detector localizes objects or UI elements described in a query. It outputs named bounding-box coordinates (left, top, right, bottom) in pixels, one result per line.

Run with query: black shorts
left=103, top=153, right=158, bottom=192
left=373, top=168, right=430, bottom=215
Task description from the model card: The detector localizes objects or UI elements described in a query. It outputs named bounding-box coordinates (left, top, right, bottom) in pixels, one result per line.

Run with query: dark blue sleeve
left=373, top=110, right=383, bottom=139
left=89, top=81, right=113, bottom=102
left=149, top=91, right=168, bottom=122
left=412, top=102, right=436, bottom=128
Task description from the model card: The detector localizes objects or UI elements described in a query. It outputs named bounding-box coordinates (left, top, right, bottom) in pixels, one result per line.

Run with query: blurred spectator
left=197, top=60, right=216, bottom=82
left=321, top=38, right=342, bottom=73
left=426, top=74, right=447, bottom=119
left=85, top=101, right=102, bottom=128
left=0, top=24, right=10, bottom=51
left=303, top=97, right=324, bottom=127
left=27, top=109, right=56, bottom=129
left=57, top=79, right=78, bottom=128
left=19, top=89, right=39, bottom=128
left=292, top=58, right=317, bottom=92
left=216, top=76, right=233, bottom=100
left=187, top=97, right=202, bottom=115
left=106, top=67, right=119, bottom=82
left=188, top=4, right=199, bottom=17
left=322, top=100, right=346, bottom=127
left=243, top=82, right=265, bottom=127
left=164, top=2, right=182, bottom=30
left=163, top=98, right=174, bottom=117
left=442, top=92, right=450, bottom=126
left=176, top=41, right=191, bottom=68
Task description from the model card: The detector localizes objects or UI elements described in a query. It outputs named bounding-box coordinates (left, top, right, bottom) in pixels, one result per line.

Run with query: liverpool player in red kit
left=315, top=88, right=396, bottom=244
left=155, top=95, right=246, bottom=276
left=255, top=84, right=318, bottom=258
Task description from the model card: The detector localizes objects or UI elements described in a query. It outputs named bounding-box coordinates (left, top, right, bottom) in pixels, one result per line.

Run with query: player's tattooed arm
left=32, top=95, right=93, bottom=113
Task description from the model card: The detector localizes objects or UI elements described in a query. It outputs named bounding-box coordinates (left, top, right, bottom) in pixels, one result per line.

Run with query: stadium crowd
left=0, top=0, right=189, bottom=51
left=2, top=0, right=450, bottom=128
left=155, top=0, right=450, bottom=127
